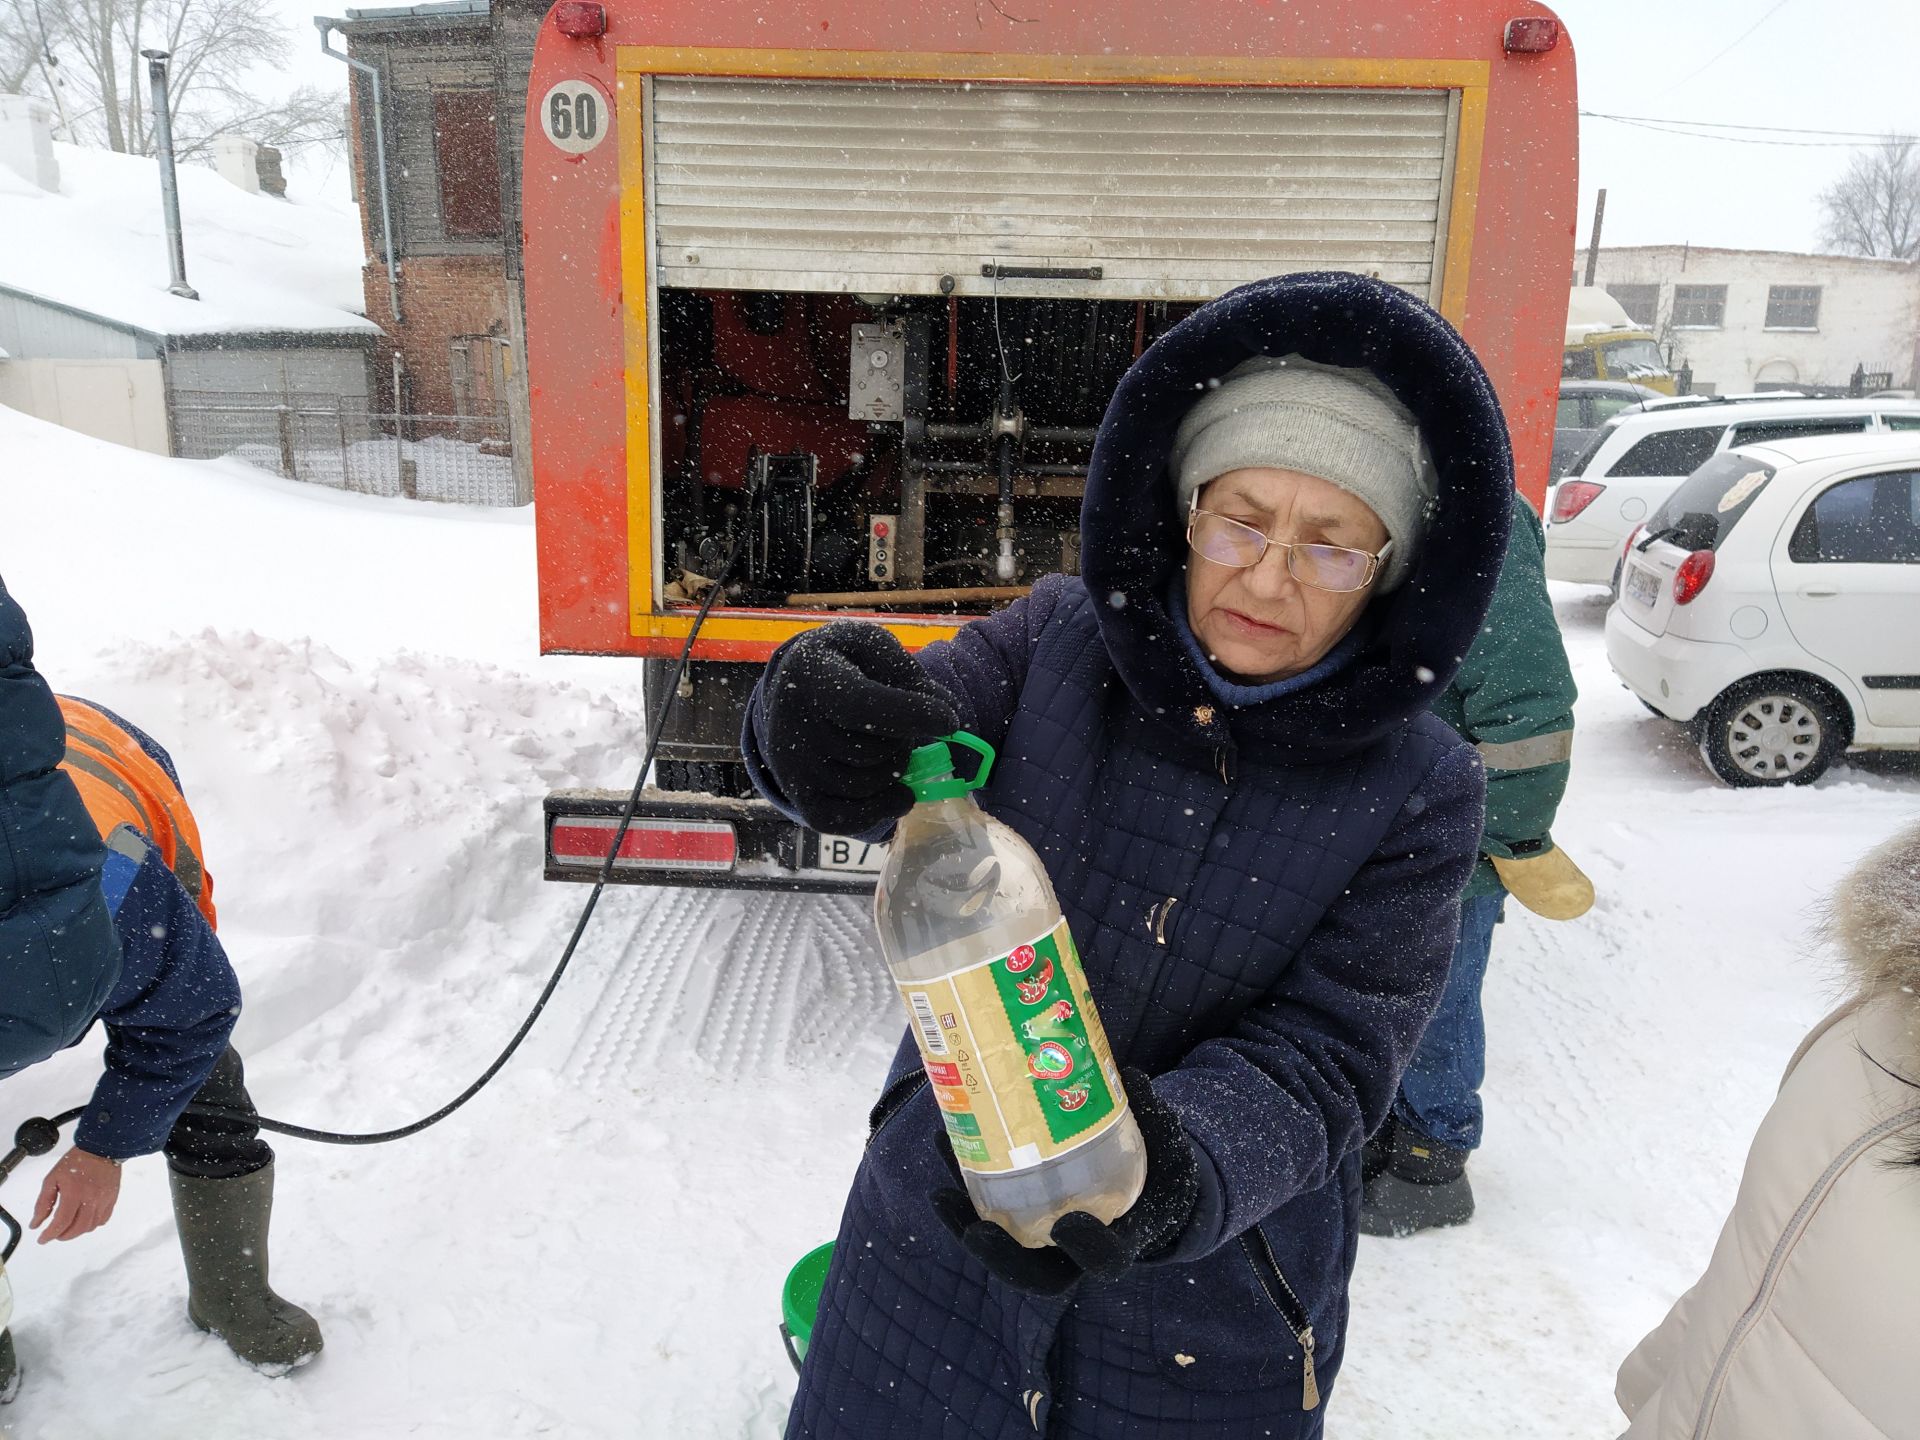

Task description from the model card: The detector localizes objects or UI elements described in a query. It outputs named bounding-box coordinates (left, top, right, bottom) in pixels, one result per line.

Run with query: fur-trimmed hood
left=1079, top=271, right=1514, bottom=763
left=1830, top=819, right=1920, bottom=1009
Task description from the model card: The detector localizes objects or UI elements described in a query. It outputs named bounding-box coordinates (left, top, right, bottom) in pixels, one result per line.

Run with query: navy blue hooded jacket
left=745, top=273, right=1513, bottom=1439
left=1, top=575, right=241, bottom=1159
left=0, top=575, right=122, bottom=1082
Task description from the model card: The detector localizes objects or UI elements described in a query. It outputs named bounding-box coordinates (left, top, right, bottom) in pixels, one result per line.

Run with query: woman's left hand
left=931, top=1068, right=1201, bottom=1295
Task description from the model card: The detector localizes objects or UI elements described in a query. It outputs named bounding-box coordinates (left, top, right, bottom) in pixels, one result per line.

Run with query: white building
left=1581, top=245, right=1920, bottom=396
left=0, top=95, right=375, bottom=455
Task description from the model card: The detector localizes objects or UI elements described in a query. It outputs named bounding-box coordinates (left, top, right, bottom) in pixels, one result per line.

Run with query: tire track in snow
left=560, top=892, right=896, bottom=1087
left=562, top=888, right=740, bottom=1086
left=783, top=899, right=899, bottom=1067
left=693, top=894, right=812, bottom=1072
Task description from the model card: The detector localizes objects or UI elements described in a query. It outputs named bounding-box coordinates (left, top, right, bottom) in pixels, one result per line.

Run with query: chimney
left=0, top=93, right=61, bottom=192
left=255, top=144, right=287, bottom=198
left=212, top=134, right=290, bottom=199
left=212, top=134, right=262, bottom=194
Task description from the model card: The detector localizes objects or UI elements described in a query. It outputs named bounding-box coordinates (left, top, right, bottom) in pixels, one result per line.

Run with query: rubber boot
left=0, top=1328, right=18, bottom=1403
left=171, top=1164, right=323, bottom=1371
left=1358, top=1124, right=1474, bottom=1238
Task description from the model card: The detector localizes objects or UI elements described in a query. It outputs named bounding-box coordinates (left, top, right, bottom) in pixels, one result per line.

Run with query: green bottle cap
left=903, top=731, right=996, bottom=803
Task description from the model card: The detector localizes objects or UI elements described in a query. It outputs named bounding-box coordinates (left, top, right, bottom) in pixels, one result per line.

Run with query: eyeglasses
left=1185, top=495, right=1390, bottom=594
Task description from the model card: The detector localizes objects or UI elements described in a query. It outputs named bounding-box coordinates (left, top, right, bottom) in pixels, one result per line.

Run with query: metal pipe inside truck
left=521, top=1, right=1578, bottom=891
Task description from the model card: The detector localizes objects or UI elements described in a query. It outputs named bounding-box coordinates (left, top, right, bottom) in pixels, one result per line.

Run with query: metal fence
left=171, top=391, right=525, bottom=507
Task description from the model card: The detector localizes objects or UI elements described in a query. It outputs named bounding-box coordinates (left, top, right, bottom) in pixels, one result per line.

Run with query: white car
left=1546, top=396, right=1920, bottom=586
left=1605, top=431, right=1920, bottom=786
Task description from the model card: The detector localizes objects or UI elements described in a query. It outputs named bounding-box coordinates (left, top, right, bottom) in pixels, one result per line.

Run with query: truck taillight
left=1673, top=550, right=1715, bottom=606
left=553, top=1, right=606, bottom=37
left=1549, top=480, right=1605, bottom=524
left=550, top=816, right=736, bottom=872
left=1503, top=17, right=1561, bottom=52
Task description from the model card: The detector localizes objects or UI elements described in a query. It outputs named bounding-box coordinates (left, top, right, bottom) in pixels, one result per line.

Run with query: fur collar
left=1832, top=821, right=1920, bottom=1009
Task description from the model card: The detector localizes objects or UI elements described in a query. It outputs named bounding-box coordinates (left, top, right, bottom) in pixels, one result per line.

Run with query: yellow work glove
left=1490, top=847, right=1594, bottom=921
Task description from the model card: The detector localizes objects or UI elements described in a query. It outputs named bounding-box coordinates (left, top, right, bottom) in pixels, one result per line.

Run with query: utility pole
left=142, top=49, right=199, bottom=301
left=1583, top=188, right=1607, bottom=287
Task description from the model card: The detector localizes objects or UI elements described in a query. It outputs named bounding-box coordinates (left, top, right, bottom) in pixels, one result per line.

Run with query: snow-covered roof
left=328, top=0, right=488, bottom=35
left=342, top=0, right=488, bottom=21
left=0, top=142, right=378, bottom=341
left=1592, top=242, right=1920, bottom=271
left=1566, top=285, right=1641, bottom=344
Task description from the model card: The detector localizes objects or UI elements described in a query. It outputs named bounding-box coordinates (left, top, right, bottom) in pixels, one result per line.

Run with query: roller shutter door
left=646, top=78, right=1458, bottom=302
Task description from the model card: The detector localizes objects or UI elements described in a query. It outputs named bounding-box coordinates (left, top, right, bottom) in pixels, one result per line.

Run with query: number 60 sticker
left=541, top=79, right=607, bottom=156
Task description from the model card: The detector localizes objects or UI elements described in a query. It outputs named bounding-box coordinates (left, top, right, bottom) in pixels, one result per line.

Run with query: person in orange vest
left=0, top=577, right=321, bottom=1397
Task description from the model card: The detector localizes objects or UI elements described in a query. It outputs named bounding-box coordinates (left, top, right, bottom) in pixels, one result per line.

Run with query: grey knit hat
left=1169, top=355, right=1437, bottom=591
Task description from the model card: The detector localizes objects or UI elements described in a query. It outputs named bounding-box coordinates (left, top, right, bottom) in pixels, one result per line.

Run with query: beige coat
left=1616, top=822, right=1920, bottom=1440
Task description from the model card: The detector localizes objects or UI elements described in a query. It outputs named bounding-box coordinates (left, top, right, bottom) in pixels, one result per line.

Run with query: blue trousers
left=1394, top=892, right=1505, bottom=1152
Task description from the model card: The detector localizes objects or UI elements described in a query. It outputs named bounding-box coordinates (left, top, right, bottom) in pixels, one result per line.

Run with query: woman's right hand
left=31, top=1146, right=122, bottom=1243
left=758, top=623, right=961, bottom=836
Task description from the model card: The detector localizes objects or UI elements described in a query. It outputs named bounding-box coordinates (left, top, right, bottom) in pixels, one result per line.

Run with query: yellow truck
left=1564, top=286, right=1675, bottom=393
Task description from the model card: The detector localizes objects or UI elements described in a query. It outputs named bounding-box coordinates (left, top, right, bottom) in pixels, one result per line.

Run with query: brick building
left=322, top=0, right=545, bottom=497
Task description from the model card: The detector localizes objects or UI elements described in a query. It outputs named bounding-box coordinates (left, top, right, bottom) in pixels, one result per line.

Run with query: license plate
left=1625, top=565, right=1660, bottom=608
left=814, top=834, right=887, bottom=873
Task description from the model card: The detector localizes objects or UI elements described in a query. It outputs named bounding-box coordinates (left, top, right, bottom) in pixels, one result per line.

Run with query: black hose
left=0, top=528, right=749, bottom=1256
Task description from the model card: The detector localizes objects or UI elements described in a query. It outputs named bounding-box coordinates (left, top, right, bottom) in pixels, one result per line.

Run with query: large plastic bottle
left=873, top=732, right=1146, bottom=1248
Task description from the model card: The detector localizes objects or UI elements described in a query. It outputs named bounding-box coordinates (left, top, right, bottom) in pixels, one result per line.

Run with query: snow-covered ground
left=1, top=402, right=1914, bottom=1439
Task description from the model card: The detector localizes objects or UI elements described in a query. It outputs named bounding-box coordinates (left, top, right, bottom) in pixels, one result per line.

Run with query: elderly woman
left=744, top=272, right=1512, bottom=1439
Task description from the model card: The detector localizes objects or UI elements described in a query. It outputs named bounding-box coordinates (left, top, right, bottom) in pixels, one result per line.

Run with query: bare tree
left=1819, top=135, right=1920, bottom=261
left=177, top=81, right=342, bottom=159
left=0, top=0, right=67, bottom=108
left=0, top=0, right=40, bottom=94
left=0, top=0, right=341, bottom=159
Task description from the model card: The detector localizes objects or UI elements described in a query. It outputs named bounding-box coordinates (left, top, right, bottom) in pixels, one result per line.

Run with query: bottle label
left=898, top=917, right=1127, bottom=1175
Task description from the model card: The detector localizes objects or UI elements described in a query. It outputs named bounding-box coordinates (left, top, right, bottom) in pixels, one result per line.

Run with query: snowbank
left=0, top=142, right=372, bottom=337
left=0, top=404, right=1916, bottom=1438
left=0, top=405, right=528, bottom=662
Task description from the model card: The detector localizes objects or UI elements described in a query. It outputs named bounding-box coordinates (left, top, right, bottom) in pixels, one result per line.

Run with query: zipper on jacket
left=1690, top=1101, right=1920, bottom=1439
left=1214, top=746, right=1233, bottom=784
left=1146, top=897, right=1179, bottom=945
left=865, top=1071, right=929, bottom=1148
left=1240, top=1228, right=1320, bottom=1411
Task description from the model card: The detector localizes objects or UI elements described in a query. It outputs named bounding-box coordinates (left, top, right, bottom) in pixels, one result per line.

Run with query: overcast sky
left=280, top=0, right=1919, bottom=257
left=1553, top=0, right=1919, bottom=253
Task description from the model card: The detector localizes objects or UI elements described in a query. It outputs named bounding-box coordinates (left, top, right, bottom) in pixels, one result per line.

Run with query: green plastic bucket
left=780, top=1241, right=835, bottom=1373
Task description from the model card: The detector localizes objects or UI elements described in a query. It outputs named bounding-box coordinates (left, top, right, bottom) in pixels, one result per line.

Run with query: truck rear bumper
left=544, top=787, right=881, bottom=894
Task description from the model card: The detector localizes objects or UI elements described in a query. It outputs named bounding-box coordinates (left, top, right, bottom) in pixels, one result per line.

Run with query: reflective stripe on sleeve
left=1474, top=730, right=1574, bottom=771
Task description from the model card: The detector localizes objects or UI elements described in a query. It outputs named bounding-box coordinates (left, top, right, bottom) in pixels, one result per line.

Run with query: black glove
left=930, top=1068, right=1201, bottom=1296
left=757, top=622, right=961, bottom=836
